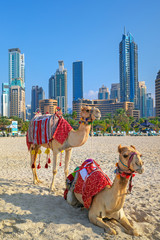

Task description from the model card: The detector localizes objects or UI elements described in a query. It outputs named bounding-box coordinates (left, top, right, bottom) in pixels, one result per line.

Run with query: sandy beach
left=0, top=136, right=160, bottom=240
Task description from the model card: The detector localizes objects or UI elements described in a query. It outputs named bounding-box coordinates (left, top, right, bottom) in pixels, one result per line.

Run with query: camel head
left=81, top=106, right=101, bottom=122
left=118, top=145, right=144, bottom=174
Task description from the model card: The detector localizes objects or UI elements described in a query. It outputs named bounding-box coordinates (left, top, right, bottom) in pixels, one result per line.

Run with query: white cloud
left=84, top=90, right=98, bottom=100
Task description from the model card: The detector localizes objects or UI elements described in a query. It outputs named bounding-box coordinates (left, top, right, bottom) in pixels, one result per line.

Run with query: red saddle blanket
left=26, top=114, right=72, bottom=149
left=74, top=159, right=112, bottom=209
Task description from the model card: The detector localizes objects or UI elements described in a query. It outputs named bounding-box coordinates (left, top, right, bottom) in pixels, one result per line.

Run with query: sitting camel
left=66, top=145, right=144, bottom=236
left=29, top=106, right=101, bottom=191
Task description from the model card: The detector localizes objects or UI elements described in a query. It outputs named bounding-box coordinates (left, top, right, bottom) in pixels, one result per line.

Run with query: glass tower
left=55, top=61, right=67, bottom=114
left=8, top=48, right=25, bottom=89
left=31, top=86, right=45, bottom=118
left=138, top=81, right=147, bottom=118
left=73, top=61, right=83, bottom=101
left=49, top=75, right=55, bottom=99
left=119, top=31, right=138, bottom=108
left=98, top=85, right=110, bottom=100
left=1, top=83, right=9, bottom=117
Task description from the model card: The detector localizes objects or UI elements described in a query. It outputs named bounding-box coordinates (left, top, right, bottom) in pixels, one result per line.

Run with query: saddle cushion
left=26, top=114, right=72, bottom=149
left=74, top=159, right=112, bottom=209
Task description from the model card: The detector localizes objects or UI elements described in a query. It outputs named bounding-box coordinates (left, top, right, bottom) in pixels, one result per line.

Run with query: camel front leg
left=115, top=209, right=139, bottom=236
left=50, top=153, right=58, bottom=192
left=88, top=212, right=117, bottom=235
left=30, top=147, right=41, bottom=184
left=64, top=149, right=72, bottom=184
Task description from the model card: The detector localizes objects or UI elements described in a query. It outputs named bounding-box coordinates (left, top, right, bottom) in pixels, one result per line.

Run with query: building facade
left=155, top=70, right=160, bottom=117
left=9, top=48, right=25, bottom=88
left=98, top=85, right=110, bottom=100
left=39, top=99, right=57, bottom=115
left=119, top=31, right=138, bottom=109
left=49, top=75, right=55, bottom=99
left=73, top=98, right=135, bottom=120
left=26, top=105, right=31, bottom=121
left=31, top=86, right=45, bottom=118
left=1, top=83, right=9, bottom=117
left=146, top=93, right=154, bottom=117
left=110, top=83, right=120, bottom=102
left=10, top=85, right=26, bottom=120
left=138, top=81, right=147, bottom=118
left=73, top=61, right=83, bottom=101
left=8, top=48, right=25, bottom=120
left=55, top=61, right=67, bottom=114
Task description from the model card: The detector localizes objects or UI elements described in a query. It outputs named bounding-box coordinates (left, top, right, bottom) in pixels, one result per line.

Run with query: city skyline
left=0, top=0, right=159, bottom=110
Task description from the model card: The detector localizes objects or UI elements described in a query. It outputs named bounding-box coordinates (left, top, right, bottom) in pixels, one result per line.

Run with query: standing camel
left=67, top=145, right=144, bottom=236
left=29, top=106, right=101, bottom=191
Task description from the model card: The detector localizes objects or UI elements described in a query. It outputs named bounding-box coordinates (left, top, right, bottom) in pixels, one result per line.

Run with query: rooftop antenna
left=124, top=26, right=126, bottom=35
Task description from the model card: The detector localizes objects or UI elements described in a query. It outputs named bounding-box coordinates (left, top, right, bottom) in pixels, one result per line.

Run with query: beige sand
left=0, top=136, right=160, bottom=240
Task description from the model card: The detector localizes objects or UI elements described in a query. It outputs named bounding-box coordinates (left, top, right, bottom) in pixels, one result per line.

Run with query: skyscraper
left=138, top=81, right=147, bottom=118
left=110, top=83, right=120, bottom=102
left=9, top=48, right=25, bottom=88
left=146, top=93, right=154, bottom=117
left=155, top=70, right=160, bottom=117
left=119, top=31, right=138, bottom=108
left=55, top=61, right=67, bottom=114
left=73, top=61, right=83, bottom=101
left=1, top=83, right=9, bottom=117
left=31, top=86, right=45, bottom=118
left=8, top=48, right=26, bottom=120
left=98, top=85, right=110, bottom=100
left=49, top=75, right=55, bottom=99
left=10, top=85, right=26, bottom=120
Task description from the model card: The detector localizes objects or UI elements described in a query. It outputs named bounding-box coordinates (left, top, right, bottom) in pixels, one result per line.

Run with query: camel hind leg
left=30, top=145, right=41, bottom=184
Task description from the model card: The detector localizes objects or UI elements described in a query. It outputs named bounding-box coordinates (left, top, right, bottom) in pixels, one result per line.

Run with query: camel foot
left=49, top=186, right=56, bottom=193
left=129, top=229, right=139, bottom=236
left=105, top=228, right=117, bottom=235
left=36, top=179, right=42, bottom=183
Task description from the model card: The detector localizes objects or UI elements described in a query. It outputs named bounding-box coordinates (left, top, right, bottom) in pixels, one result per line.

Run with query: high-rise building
left=73, top=61, right=83, bottom=101
left=26, top=105, right=31, bottom=121
left=55, top=61, right=67, bottom=114
left=8, top=48, right=25, bottom=120
left=39, top=99, right=57, bottom=115
left=146, top=93, right=154, bottom=117
left=119, top=31, right=138, bottom=109
left=155, top=70, right=160, bottom=117
left=1, top=83, right=9, bottom=117
left=98, top=85, right=110, bottom=100
left=110, top=83, right=120, bottom=102
left=138, top=81, right=147, bottom=118
left=10, top=85, right=26, bottom=120
left=73, top=98, right=138, bottom=120
left=9, top=48, right=25, bottom=88
left=31, top=86, right=45, bottom=118
left=49, top=75, right=55, bottom=99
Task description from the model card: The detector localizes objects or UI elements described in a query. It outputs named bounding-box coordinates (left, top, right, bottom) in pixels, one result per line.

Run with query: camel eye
left=123, top=154, right=128, bottom=158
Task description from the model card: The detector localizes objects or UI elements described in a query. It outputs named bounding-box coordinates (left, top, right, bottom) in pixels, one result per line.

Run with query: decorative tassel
left=59, top=150, right=63, bottom=167
left=37, top=148, right=42, bottom=170
left=117, top=174, right=120, bottom=179
left=37, top=163, right=41, bottom=169
left=115, top=162, right=118, bottom=167
left=45, top=163, right=48, bottom=168
left=32, top=163, right=35, bottom=168
left=45, top=148, right=50, bottom=169
left=48, top=158, right=51, bottom=164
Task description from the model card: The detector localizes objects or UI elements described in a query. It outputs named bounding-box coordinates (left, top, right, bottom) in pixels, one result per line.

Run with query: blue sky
left=0, top=0, right=160, bottom=109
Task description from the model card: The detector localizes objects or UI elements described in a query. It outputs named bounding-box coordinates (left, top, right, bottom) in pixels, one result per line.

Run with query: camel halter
left=115, top=152, right=137, bottom=193
left=79, top=109, right=94, bottom=125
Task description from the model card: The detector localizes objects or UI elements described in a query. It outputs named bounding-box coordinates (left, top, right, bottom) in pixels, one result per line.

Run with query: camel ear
left=130, top=145, right=136, bottom=150
left=118, top=144, right=122, bottom=153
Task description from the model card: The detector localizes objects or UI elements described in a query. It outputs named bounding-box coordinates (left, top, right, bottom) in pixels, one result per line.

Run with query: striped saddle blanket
left=27, top=114, right=72, bottom=149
